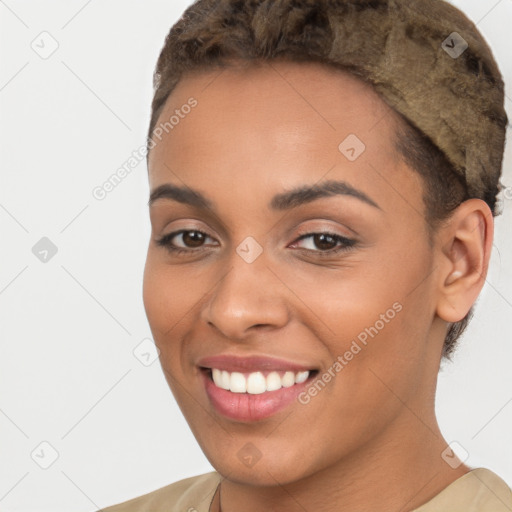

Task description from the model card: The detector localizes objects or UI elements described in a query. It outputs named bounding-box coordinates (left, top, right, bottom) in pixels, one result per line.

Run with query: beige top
left=99, top=468, right=512, bottom=512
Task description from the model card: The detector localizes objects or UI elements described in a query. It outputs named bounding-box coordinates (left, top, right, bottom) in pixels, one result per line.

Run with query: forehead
left=150, top=61, right=399, bottom=163
left=147, top=61, right=423, bottom=217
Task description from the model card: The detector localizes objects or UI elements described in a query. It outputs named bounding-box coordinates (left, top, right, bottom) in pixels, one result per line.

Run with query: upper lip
left=197, top=354, right=316, bottom=373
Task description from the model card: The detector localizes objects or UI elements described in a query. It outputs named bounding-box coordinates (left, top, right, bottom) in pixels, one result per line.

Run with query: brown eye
left=291, top=231, right=357, bottom=256
left=181, top=230, right=206, bottom=248
left=155, top=229, right=218, bottom=254
left=312, top=233, right=338, bottom=251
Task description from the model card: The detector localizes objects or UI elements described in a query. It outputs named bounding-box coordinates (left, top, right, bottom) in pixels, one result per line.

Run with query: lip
left=201, top=371, right=315, bottom=422
left=197, top=354, right=318, bottom=422
left=197, top=354, right=316, bottom=373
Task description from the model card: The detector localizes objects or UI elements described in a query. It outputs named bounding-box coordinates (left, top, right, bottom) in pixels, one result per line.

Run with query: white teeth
left=210, top=369, right=311, bottom=393
left=295, top=370, right=309, bottom=384
left=212, top=368, right=230, bottom=390
left=212, top=368, right=222, bottom=388
left=247, top=372, right=267, bottom=394
left=266, top=371, right=282, bottom=391
left=230, top=372, right=247, bottom=393
left=282, top=371, right=295, bottom=387
left=220, top=370, right=230, bottom=390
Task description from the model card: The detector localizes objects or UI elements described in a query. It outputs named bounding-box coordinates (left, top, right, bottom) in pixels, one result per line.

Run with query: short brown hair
left=147, top=0, right=508, bottom=357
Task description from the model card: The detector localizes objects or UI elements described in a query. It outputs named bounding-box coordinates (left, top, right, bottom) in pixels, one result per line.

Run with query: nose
left=200, top=249, right=290, bottom=341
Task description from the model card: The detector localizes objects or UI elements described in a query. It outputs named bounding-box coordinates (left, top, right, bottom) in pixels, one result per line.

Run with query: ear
left=435, top=199, right=494, bottom=323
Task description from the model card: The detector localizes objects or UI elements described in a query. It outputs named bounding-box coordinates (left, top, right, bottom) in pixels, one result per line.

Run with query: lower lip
left=201, top=370, right=313, bottom=422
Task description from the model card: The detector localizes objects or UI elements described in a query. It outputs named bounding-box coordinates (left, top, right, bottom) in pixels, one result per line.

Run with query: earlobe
left=436, top=199, right=494, bottom=323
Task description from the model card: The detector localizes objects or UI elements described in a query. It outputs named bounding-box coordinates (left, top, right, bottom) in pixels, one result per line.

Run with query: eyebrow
left=148, top=179, right=381, bottom=211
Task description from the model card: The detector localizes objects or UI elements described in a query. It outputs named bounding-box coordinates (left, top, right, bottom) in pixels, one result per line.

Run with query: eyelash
left=155, top=229, right=357, bottom=258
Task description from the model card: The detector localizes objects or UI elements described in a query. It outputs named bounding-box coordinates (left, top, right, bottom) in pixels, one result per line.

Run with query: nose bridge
left=200, top=240, right=289, bottom=338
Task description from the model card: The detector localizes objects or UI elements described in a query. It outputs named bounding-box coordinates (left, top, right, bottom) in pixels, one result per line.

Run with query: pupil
left=184, top=231, right=204, bottom=247
left=315, top=234, right=336, bottom=250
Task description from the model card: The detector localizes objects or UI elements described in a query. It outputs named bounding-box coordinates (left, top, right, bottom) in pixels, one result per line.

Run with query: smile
left=197, top=355, right=319, bottom=422
left=209, top=368, right=311, bottom=394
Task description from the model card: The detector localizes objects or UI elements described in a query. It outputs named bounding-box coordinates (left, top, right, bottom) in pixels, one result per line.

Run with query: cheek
left=142, top=258, right=198, bottom=402
left=142, top=254, right=202, bottom=340
left=293, top=246, right=434, bottom=405
left=288, top=254, right=415, bottom=349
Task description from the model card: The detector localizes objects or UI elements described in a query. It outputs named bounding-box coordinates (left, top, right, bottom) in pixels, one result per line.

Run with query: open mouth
left=201, top=367, right=319, bottom=394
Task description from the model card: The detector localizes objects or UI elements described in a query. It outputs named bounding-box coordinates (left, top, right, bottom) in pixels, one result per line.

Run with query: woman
left=100, top=0, right=512, bottom=510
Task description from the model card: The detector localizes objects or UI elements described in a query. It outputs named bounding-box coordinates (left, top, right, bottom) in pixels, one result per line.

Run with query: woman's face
left=143, top=61, right=446, bottom=485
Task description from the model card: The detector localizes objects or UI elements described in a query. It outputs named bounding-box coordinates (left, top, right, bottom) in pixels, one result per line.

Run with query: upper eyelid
left=160, top=217, right=354, bottom=238
left=151, top=207, right=361, bottom=239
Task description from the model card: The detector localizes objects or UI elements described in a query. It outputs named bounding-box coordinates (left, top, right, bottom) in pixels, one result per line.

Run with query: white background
left=1, top=1, right=511, bottom=511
